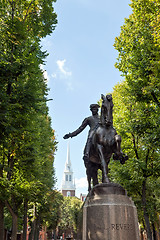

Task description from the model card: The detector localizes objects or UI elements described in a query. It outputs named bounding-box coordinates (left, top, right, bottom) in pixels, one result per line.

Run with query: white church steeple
left=61, top=142, right=76, bottom=197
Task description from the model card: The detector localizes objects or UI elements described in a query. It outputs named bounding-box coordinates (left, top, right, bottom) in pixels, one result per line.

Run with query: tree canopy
left=0, top=0, right=58, bottom=239
left=112, top=1, right=160, bottom=239
left=58, top=196, right=83, bottom=239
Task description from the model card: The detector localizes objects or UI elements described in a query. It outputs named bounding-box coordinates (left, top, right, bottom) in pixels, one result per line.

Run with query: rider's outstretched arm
left=63, top=118, right=88, bottom=139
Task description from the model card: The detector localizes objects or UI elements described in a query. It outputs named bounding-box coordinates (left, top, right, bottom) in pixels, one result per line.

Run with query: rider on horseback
left=63, top=103, right=100, bottom=166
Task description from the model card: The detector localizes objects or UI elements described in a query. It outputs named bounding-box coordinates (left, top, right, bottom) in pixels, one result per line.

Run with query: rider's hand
left=63, top=133, right=72, bottom=139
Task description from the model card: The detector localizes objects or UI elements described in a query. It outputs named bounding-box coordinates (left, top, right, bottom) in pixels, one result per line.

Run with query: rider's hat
left=90, top=104, right=100, bottom=110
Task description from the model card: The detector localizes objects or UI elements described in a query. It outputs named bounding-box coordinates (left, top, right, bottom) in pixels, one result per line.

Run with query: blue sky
left=41, top=0, right=132, bottom=197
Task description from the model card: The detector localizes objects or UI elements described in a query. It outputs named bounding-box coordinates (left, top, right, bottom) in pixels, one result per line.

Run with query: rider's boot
left=83, top=138, right=92, bottom=167
left=83, top=153, right=89, bottom=167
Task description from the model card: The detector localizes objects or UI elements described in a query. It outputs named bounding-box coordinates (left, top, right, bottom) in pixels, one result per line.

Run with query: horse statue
left=86, top=94, right=128, bottom=191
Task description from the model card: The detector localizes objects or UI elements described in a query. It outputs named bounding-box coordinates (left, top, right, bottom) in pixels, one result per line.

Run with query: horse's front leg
left=114, top=134, right=123, bottom=157
left=114, top=135, right=128, bottom=164
left=97, top=144, right=109, bottom=183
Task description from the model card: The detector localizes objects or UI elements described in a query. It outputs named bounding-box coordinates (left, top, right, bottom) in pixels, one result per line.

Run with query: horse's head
left=100, top=94, right=113, bottom=126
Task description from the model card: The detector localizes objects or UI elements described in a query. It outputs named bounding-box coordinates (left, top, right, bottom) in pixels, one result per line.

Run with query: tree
left=0, top=0, right=57, bottom=239
left=58, top=197, right=83, bottom=238
left=108, top=82, right=160, bottom=240
left=42, top=190, right=64, bottom=239
left=114, top=0, right=160, bottom=108
left=27, top=190, right=63, bottom=240
left=114, top=3, right=160, bottom=238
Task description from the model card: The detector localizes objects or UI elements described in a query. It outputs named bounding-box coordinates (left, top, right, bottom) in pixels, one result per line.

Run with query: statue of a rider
left=63, top=104, right=100, bottom=166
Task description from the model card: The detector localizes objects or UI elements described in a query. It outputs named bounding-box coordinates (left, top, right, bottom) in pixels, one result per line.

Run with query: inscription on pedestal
left=89, top=222, right=134, bottom=238
left=111, top=223, right=133, bottom=231
left=92, top=223, right=133, bottom=231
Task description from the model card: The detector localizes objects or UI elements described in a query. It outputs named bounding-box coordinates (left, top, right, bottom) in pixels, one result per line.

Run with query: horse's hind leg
left=87, top=176, right=91, bottom=192
left=92, top=167, right=99, bottom=186
left=97, top=144, right=109, bottom=183
left=86, top=166, right=91, bottom=192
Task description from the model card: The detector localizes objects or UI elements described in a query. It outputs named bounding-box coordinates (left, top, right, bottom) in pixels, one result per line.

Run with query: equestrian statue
left=63, top=94, right=128, bottom=191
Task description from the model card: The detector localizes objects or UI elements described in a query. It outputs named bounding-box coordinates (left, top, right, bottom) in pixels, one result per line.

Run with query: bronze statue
left=64, top=94, right=128, bottom=191
left=63, top=103, right=100, bottom=166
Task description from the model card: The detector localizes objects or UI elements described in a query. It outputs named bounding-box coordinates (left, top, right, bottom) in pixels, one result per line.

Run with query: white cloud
left=40, top=64, right=50, bottom=82
left=75, top=177, right=88, bottom=189
left=43, top=69, right=50, bottom=82
left=56, top=59, right=74, bottom=91
left=56, top=59, right=72, bottom=77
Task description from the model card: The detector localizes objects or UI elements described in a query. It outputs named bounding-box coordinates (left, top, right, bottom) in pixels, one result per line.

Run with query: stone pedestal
left=83, top=183, right=139, bottom=240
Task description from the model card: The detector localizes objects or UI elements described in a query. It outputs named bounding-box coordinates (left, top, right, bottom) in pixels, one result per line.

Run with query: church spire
left=65, top=142, right=72, bottom=171
left=61, top=142, right=76, bottom=197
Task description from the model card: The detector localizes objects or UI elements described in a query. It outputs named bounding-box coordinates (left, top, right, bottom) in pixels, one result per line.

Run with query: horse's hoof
left=113, top=153, right=119, bottom=160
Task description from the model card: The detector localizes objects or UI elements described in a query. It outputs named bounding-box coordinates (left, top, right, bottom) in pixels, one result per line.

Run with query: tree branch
left=145, top=148, right=150, bottom=167
left=23, top=0, right=35, bottom=23
left=132, top=133, right=139, bottom=159
left=5, top=201, right=14, bottom=217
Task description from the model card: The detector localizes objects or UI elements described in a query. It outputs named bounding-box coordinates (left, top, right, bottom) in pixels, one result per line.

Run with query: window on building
left=67, top=191, right=71, bottom=197
left=69, top=175, right=72, bottom=181
left=66, top=175, right=68, bottom=181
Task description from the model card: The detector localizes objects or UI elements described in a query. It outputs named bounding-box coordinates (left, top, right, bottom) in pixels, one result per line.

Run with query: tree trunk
left=34, top=214, right=41, bottom=240
left=0, top=200, right=4, bottom=240
left=142, top=180, right=153, bottom=240
left=22, top=199, right=28, bottom=240
left=11, top=213, right=18, bottom=240
left=152, top=222, right=157, bottom=240
left=29, top=205, right=36, bottom=240
left=29, top=220, right=36, bottom=240
left=5, top=201, right=18, bottom=240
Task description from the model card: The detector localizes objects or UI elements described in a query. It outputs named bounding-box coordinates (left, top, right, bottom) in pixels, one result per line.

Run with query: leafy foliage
left=108, top=81, right=160, bottom=238
left=112, top=1, right=160, bottom=238
left=0, top=0, right=58, bottom=238
left=114, top=0, right=160, bottom=107
left=58, top=197, right=83, bottom=234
